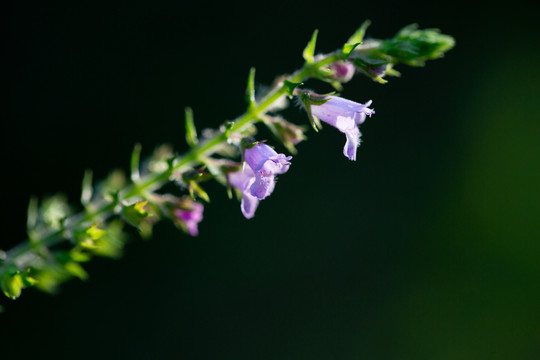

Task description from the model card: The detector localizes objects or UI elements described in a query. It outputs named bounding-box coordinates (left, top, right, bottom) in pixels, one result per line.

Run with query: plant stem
left=1, top=52, right=342, bottom=272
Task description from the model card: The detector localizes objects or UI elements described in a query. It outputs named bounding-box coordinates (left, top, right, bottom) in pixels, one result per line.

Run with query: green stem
left=1, top=52, right=341, bottom=272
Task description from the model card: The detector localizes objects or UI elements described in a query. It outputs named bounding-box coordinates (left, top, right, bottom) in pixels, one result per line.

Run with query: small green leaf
left=130, top=143, right=142, bottom=182
left=302, top=29, right=318, bottom=63
left=347, top=20, right=371, bottom=46
left=184, top=106, right=198, bottom=147
left=283, top=81, right=303, bottom=98
left=246, top=67, right=256, bottom=110
left=81, top=169, right=93, bottom=206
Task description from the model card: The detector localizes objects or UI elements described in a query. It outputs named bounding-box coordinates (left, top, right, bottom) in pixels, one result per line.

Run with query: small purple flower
left=228, top=143, right=292, bottom=219
left=174, top=202, right=204, bottom=236
left=309, top=95, right=374, bottom=161
left=329, top=61, right=355, bottom=83
left=228, top=165, right=259, bottom=219
left=244, top=143, right=292, bottom=200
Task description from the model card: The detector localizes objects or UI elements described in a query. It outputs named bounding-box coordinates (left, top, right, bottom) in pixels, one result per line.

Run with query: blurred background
left=3, top=1, right=539, bottom=359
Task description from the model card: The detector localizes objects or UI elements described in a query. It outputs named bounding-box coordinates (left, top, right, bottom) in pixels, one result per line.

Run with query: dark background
left=3, top=1, right=539, bottom=359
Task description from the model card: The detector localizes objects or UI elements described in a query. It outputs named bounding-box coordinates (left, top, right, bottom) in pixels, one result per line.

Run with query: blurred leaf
left=80, top=169, right=93, bottom=206
left=130, top=143, right=142, bottom=182
left=246, top=67, right=256, bottom=110
left=184, top=107, right=198, bottom=147
left=26, top=196, right=39, bottom=231
left=63, top=262, right=88, bottom=281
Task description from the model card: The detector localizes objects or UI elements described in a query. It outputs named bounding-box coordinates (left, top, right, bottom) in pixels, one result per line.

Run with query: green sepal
left=85, top=223, right=106, bottom=240
left=299, top=90, right=332, bottom=132
left=283, top=81, right=303, bottom=99
left=75, top=223, right=106, bottom=249
left=263, top=115, right=307, bottom=155
left=352, top=58, right=389, bottom=84
left=346, top=20, right=371, bottom=47
left=87, top=220, right=127, bottom=259
left=302, top=29, right=318, bottom=63
left=0, top=268, right=36, bottom=300
left=188, top=180, right=210, bottom=203
left=121, top=201, right=150, bottom=230
left=246, top=67, right=256, bottom=110
left=1, top=273, right=24, bottom=299
left=80, top=169, right=93, bottom=206
left=184, top=107, right=199, bottom=147
left=130, top=143, right=142, bottom=182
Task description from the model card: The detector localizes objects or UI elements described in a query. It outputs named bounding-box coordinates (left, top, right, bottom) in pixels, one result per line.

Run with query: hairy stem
left=1, top=52, right=342, bottom=272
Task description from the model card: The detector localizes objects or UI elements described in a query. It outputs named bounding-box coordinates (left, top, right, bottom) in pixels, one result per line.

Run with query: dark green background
left=3, top=1, right=539, bottom=359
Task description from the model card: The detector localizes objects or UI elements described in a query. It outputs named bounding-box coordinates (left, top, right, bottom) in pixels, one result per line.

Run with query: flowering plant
left=0, top=21, right=454, bottom=306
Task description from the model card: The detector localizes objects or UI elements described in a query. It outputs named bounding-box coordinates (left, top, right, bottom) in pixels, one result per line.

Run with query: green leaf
left=130, top=143, right=142, bottom=182
left=347, top=20, right=371, bottom=46
left=184, top=106, right=198, bottom=147
left=81, top=169, right=93, bottom=206
left=246, top=67, right=256, bottom=110
left=283, top=81, right=303, bottom=98
left=302, top=29, right=318, bottom=63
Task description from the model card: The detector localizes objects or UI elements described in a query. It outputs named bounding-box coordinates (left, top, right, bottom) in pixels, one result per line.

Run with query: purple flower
left=174, top=202, right=203, bottom=236
left=228, top=143, right=292, bottom=219
left=329, top=61, right=355, bottom=83
left=309, top=95, right=374, bottom=161
left=244, top=143, right=292, bottom=200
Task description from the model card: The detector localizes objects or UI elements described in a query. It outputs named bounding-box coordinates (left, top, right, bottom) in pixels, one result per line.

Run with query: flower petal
left=250, top=173, right=275, bottom=200
left=241, top=192, right=259, bottom=219
left=343, top=127, right=361, bottom=161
